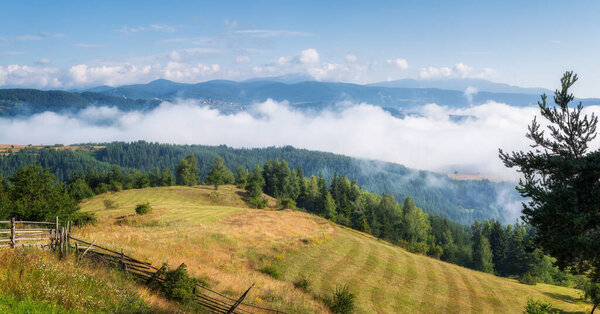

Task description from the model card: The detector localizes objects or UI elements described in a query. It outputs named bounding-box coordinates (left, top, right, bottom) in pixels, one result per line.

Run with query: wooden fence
left=66, top=235, right=284, bottom=314
left=0, top=217, right=62, bottom=249
left=0, top=218, right=285, bottom=313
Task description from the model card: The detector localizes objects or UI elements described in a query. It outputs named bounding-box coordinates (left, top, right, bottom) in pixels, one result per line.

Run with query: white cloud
left=386, top=58, right=408, bottom=70
left=17, top=35, right=43, bottom=41
left=299, top=48, right=319, bottom=64
left=66, top=62, right=220, bottom=86
left=464, top=86, right=478, bottom=103
left=16, top=32, right=65, bottom=40
left=5, top=99, right=592, bottom=182
left=4, top=51, right=27, bottom=55
left=157, top=37, right=215, bottom=45
left=0, top=65, right=62, bottom=87
left=231, top=29, right=311, bottom=38
left=419, top=66, right=453, bottom=79
left=419, top=63, right=495, bottom=80
left=75, top=43, right=103, bottom=48
left=166, top=47, right=220, bottom=62
left=35, top=58, right=51, bottom=65
left=235, top=56, right=251, bottom=64
left=345, top=54, right=358, bottom=63
left=116, top=24, right=178, bottom=34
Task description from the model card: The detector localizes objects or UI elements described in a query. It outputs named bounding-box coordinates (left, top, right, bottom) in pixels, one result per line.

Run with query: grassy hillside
left=76, top=186, right=592, bottom=313
left=0, top=248, right=180, bottom=313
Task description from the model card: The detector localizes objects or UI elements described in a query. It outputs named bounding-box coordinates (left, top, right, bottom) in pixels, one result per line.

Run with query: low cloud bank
left=1, top=99, right=598, bottom=180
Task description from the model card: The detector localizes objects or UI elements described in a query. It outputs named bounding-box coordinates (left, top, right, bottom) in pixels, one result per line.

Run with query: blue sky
left=1, top=0, right=599, bottom=96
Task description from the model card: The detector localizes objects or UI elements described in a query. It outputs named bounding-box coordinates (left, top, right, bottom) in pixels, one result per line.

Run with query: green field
left=75, top=185, right=591, bottom=313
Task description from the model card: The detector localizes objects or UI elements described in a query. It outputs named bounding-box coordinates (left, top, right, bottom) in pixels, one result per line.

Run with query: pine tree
left=205, top=156, right=235, bottom=190
left=234, top=166, right=249, bottom=189
left=499, top=72, right=600, bottom=300
left=176, top=154, right=199, bottom=186
left=489, top=220, right=508, bottom=275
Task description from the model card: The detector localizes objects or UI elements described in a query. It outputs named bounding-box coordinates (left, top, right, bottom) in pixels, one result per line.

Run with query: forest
left=0, top=141, right=521, bottom=224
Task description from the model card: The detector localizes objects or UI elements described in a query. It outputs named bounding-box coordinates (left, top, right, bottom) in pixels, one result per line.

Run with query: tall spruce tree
left=499, top=72, right=600, bottom=310
left=176, top=154, right=199, bottom=186
left=205, top=156, right=235, bottom=190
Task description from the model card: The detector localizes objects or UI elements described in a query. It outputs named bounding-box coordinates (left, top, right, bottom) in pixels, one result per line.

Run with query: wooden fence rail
left=0, top=217, right=62, bottom=249
left=66, top=235, right=284, bottom=313
left=0, top=218, right=284, bottom=313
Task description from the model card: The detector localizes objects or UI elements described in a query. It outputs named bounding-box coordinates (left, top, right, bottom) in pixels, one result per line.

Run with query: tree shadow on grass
left=542, top=292, right=587, bottom=314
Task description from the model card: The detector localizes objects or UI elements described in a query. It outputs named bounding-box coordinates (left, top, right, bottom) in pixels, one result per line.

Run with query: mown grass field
left=77, top=185, right=592, bottom=313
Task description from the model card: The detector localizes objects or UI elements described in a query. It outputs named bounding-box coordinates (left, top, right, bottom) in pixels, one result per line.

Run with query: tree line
left=0, top=141, right=522, bottom=224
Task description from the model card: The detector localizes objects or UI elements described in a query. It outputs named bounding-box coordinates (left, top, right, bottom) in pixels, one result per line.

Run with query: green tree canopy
left=4, top=165, right=79, bottom=221
left=205, top=156, right=235, bottom=190
left=499, top=72, right=600, bottom=300
left=176, top=154, right=199, bottom=186
left=402, top=196, right=431, bottom=245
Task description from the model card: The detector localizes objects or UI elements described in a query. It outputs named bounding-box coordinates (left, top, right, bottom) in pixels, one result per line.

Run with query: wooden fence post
left=10, top=217, right=15, bottom=248
left=121, top=249, right=127, bottom=272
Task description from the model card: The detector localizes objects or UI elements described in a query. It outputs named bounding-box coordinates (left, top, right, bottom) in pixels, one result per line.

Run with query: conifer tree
left=205, top=156, right=235, bottom=190
left=176, top=154, right=199, bottom=186
left=499, top=72, right=600, bottom=302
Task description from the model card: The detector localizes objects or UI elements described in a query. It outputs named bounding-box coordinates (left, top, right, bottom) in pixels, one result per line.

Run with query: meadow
left=74, top=185, right=591, bottom=313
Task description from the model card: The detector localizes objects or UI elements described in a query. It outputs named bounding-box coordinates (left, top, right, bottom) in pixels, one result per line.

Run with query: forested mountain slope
left=0, top=142, right=521, bottom=224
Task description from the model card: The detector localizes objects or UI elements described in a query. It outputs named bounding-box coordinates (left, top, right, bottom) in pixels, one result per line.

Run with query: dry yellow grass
left=0, top=144, right=104, bottom=155
left=76, top=185, right=592, bottom=313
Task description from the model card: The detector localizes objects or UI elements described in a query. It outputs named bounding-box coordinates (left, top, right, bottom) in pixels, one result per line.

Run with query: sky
left=1, top=1, right=600, bottom=96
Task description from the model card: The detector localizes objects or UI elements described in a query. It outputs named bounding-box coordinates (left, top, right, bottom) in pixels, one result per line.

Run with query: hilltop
left=73, top=185, right=591, bottom=313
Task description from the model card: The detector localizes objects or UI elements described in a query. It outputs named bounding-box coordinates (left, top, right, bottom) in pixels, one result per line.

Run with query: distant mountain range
left=368, top=78, right=553, bottom=95
left=1, top=77, right=598, bottom=117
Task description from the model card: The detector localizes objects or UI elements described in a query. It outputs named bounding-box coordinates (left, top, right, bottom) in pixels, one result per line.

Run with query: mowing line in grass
left=347, top=240, right=380, bottom=313
left=369, top=245, right=402, bottom=314
left=319, top=235, right=362, bottom=294
left=457, top=266, right=483, bottom=313
left=465, top=271, right=505, bottom=313
left=441, top=263, right=466, bottom=314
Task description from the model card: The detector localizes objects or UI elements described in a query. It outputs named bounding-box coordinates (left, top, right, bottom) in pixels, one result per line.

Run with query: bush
left=293, top=275, right=311, bottom=292
left=135, top=202, right=152, bottom=215
left=409, top=242, right=430, bottom=255
left=520, top=272, right=538, bottom=285
left=279, top=198, right=296, bottom=210
left=69, top=211, right=97, bottom=226
left=103, top=199, right=117, bottom=209
left=325, top=284, right=355, bottom=314
left=259, top=265, right=280, bottom=279
left=149, top=263, right=198, bottom=304
left=523, top=297, right=554, bottom=314
left=248, top=197, right=268, bottom=209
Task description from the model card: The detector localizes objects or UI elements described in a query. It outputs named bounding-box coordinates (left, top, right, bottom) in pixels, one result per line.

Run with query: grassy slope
left=77, top=186, right=591, bottom=313
left=0, top=248, right=180, bottom=313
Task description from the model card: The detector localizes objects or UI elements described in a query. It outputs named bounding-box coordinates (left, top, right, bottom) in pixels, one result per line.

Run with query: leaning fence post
left=121, top=249, right=127, bottom=272
left=10, top=217, right=15, bottom=248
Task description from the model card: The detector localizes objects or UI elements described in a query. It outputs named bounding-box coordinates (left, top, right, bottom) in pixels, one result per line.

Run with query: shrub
left=69, top=211, right=97, bottom=226
left=279, top=198, right=296, bottom=210
left=149, top=263, right=198, bottom=304
left=103, top=199, right=117, bottom=209
left=409, top=242, right=430, bottom=255
left=520, top=272, right=538, bottom=285
left=135, top=202, right=152, bottom=215
left=259, top=265, right=280, bottom=279
left=584, top=282, right=600, bottom=313
left=523, top=297, right=554, bottom=314
left=293, top=275, right=311, bottom=292
left=248, top=197, right=268, bottom=209
left=325, top=284, right=355, bottom=314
